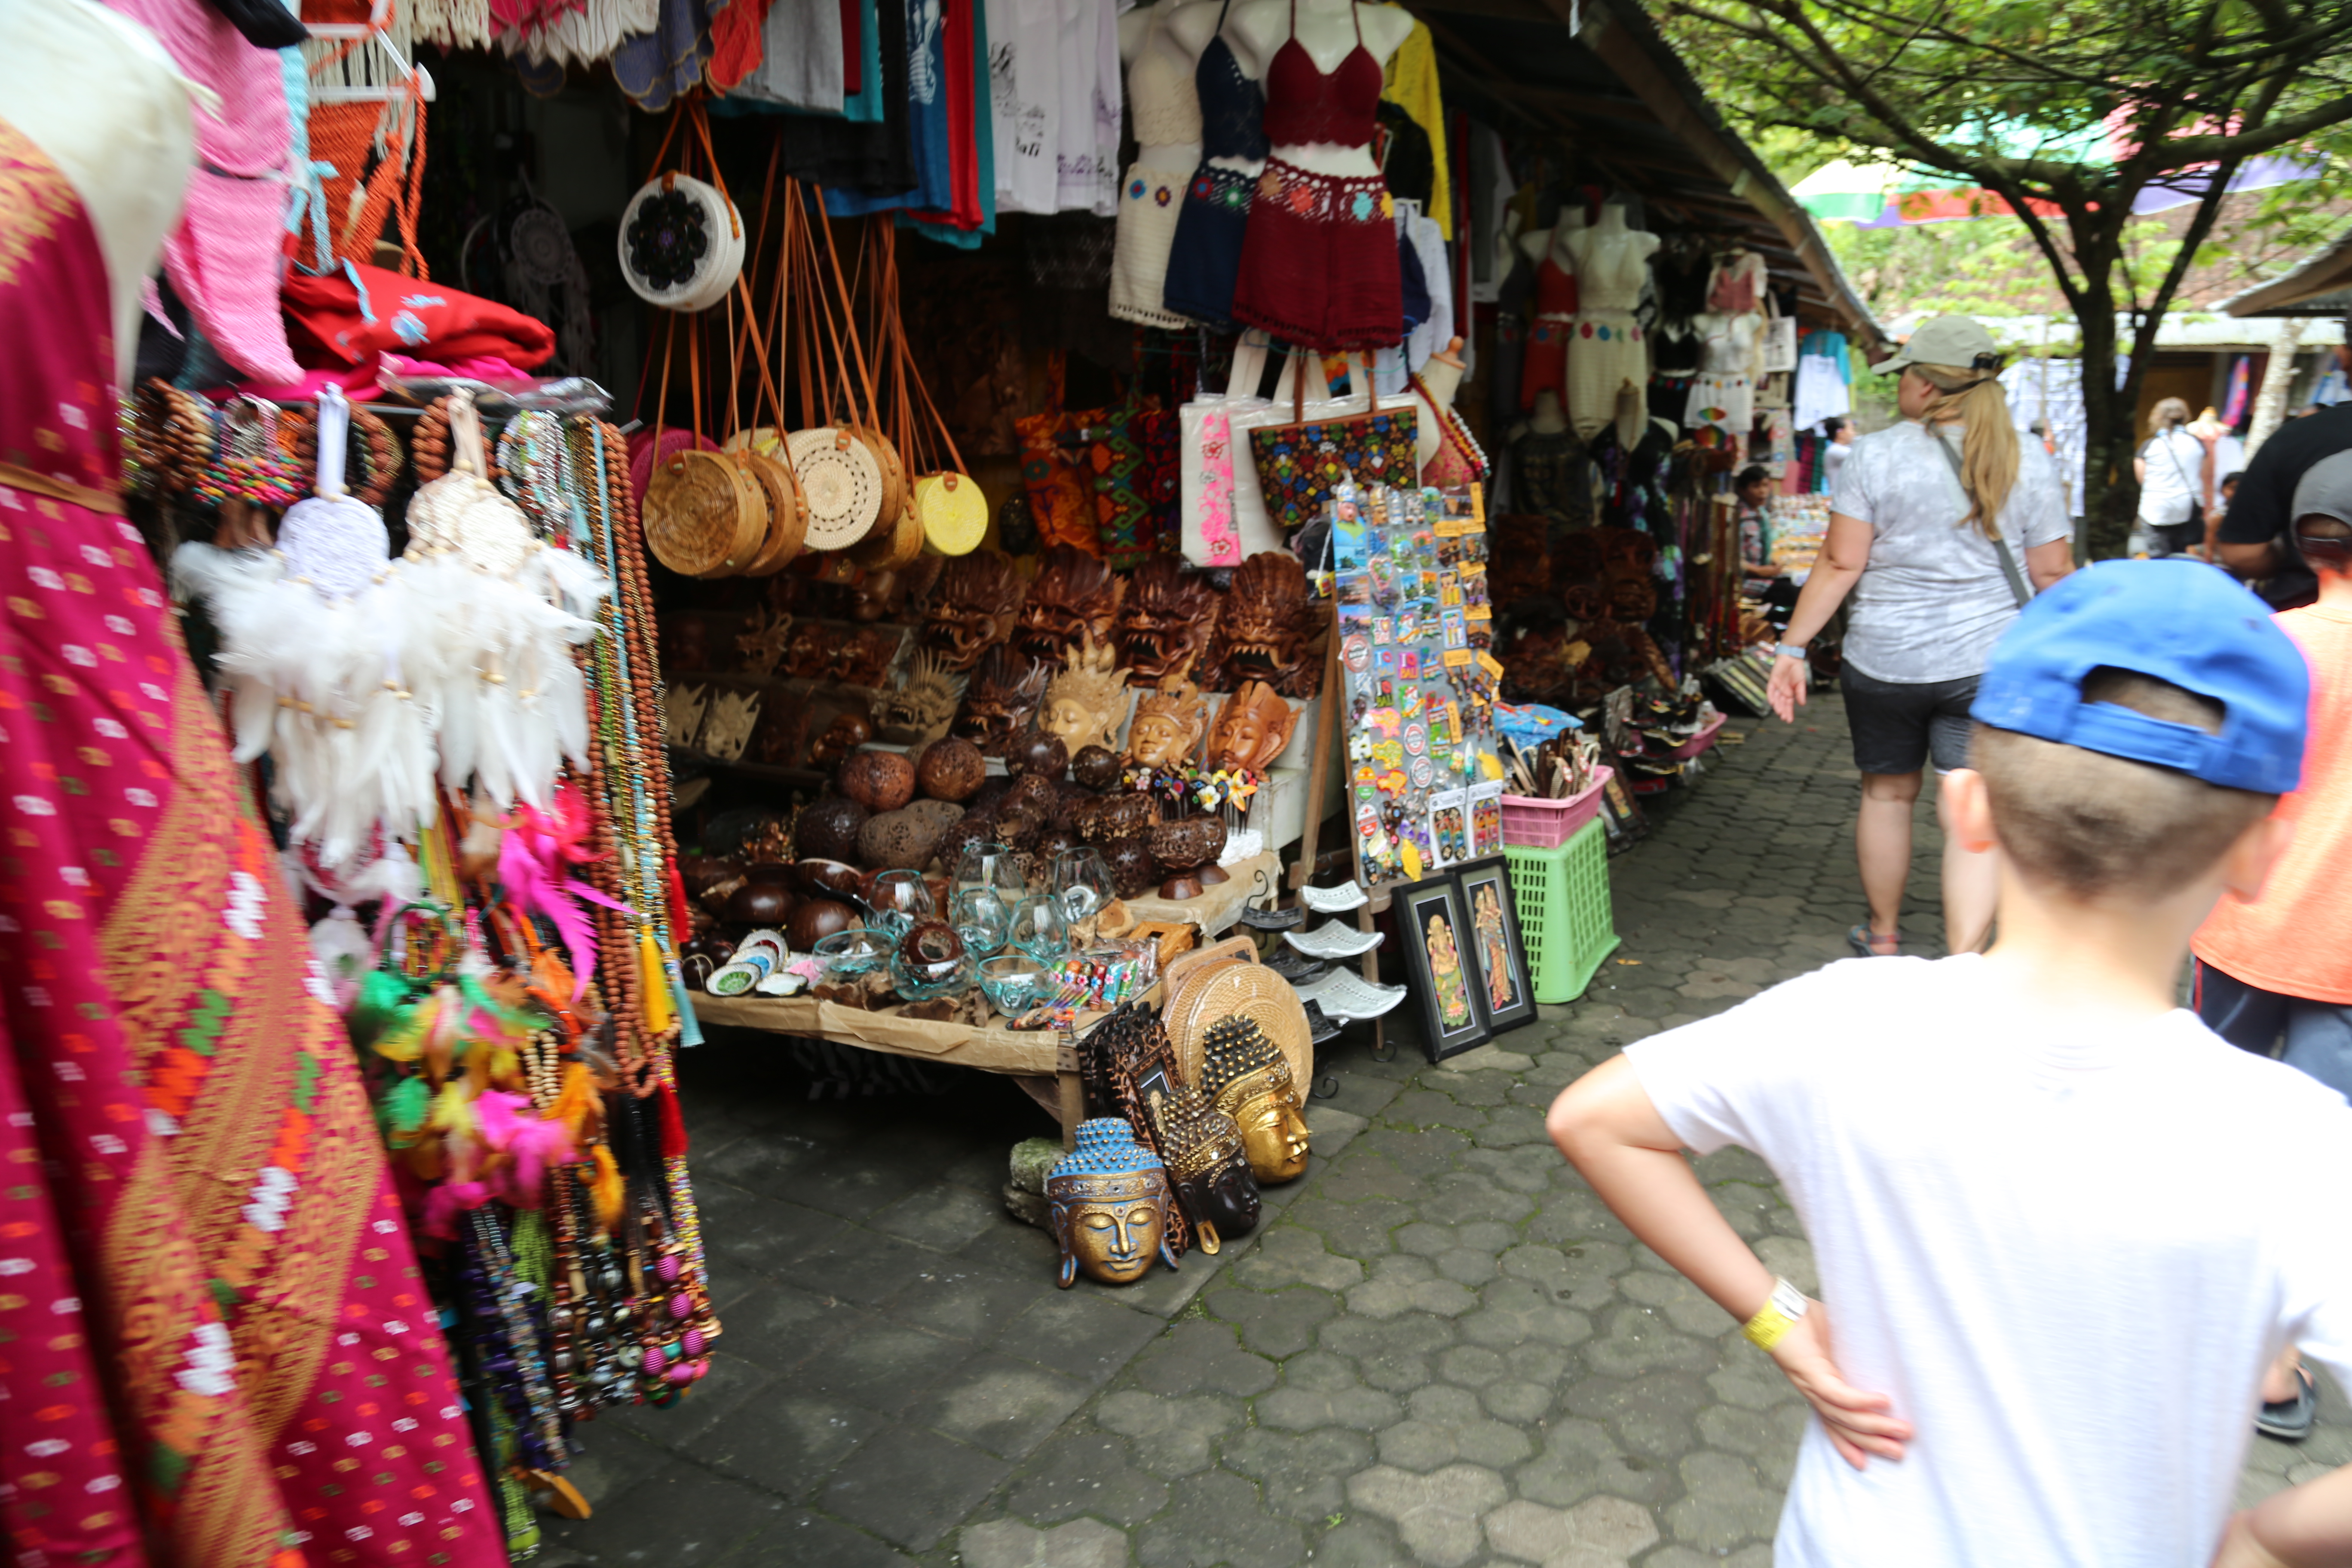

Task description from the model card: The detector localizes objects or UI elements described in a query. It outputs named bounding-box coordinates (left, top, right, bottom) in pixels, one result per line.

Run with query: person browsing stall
left=1552, top=560, right=2352, bottom=1568
left=1766, top=316, right=2075, bottom=958
left=2138, top=398, right=2214, bottom=559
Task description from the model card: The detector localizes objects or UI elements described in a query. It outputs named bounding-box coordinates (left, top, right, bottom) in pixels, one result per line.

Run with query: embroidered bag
left=1247, top=350, right=1418, bottom=530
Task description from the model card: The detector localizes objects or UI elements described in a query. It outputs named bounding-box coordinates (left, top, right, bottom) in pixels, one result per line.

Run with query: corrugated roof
left=2220, top=227, right=2352, bottom=317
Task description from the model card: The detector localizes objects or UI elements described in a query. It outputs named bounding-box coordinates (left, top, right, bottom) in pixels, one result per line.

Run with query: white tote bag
left=1180, top=333, right=1273, bottom=567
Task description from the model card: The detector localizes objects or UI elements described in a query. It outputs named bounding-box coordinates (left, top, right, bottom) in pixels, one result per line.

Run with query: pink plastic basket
left=1500, top=766, right=1613, bottom=849
left=1669, top=711, right=1727, bottom=760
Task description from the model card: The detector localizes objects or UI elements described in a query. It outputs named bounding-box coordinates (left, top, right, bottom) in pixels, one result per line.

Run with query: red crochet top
left=1262, top=0, right=1382, bottom=150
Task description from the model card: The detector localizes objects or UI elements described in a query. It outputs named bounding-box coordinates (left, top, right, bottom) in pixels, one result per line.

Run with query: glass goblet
left=1008, top=893, right=1071, bottom=964
left=952, top=887, right=1012, bottom=959
left=952, top=843, right=1029, bottom=903
left=1052, top=846, right=1116, bottom=939
left=861, top=869, right=935, bottom=945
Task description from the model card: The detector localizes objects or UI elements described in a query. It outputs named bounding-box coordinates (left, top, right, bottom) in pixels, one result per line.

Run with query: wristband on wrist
left=1742, top=1277, right=1809, bottom=1352
left=1774, top=643, right=1810, bottom=662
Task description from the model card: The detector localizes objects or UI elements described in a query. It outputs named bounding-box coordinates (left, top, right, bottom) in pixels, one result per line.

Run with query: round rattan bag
left=1168, top=961, right=1312, bottom=1095
left=912, top=472, right=988, bottom=556
left=644, top=447, right=767, bottom=577
left=853, top=424, right=906, bottom=536
left=738, top=448, right=808, bottom=575
left=787, top=426, right=885, bottom=551
left=849, top=501, right=923, bottom=573
left=618, top=174, right=745, bottom=314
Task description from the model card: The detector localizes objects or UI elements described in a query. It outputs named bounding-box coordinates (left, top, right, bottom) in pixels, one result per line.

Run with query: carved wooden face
left=1210, top=553, right=1314, bottom=693
left=1115, top=557, right=1217, bottom=685
left=951, top=647, right=1050, bottom=756
left=923, top=551, right=1024, bottom=672
left=1015, top=545, right=1121, bottom=666
left=1206, top=682, right=1298, bottom=772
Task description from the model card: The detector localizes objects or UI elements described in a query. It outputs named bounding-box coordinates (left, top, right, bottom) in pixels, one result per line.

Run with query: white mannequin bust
left=0, top=0, right=199, bottom=388
left=1526, top=389, right=1568, bottom=436
left=1519, top=209, right=1585, bottom=270
left=1228, top=0, right=1412, bottom=179
left=1121, top=0, right=1204, bottom=172
left=1410, top=336, right=1466, bottom=469
left=1563, top=200, right=1659, bottom=309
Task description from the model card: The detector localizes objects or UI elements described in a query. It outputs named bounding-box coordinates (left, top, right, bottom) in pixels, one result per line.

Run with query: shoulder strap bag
left=1932, top=431, right=2032, bottom=609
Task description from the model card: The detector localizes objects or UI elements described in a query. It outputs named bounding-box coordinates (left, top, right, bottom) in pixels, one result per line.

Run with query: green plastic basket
left=1506, top=817, right=1620, bottom=1005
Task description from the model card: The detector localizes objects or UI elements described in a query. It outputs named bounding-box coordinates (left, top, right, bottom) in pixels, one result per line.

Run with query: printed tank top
left=1261, top=0, right=1381, bottom=150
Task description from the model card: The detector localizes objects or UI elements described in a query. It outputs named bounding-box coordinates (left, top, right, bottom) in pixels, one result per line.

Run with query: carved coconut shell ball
left=1001, top=772, right=1061, bottom=822
left=1071, top=744, right=1121, bottom=791
left=915, top=736, right=987, bottom=802
left=858, top=809, right=943, bottom=871
left=787, top=898, right=857, bottom=949
left=1149, top=815, right=1225, bottom=872
left=1082, top=791, right=1159, bottom=844
left=795, top=796, right=871, bottom=865
left=1036, top=826, right=1082, bottom=862
left=1105, top=836, right=1158, bottom=899
left=903, top=798, right=966, bottom=837
left=1009, top=732, right=1068, bottom=780
left=936, top=817, right=1000, bottom=876
left=966, top=776, right=1014, bottom=818
left=839, top=749, right=917, bottom=813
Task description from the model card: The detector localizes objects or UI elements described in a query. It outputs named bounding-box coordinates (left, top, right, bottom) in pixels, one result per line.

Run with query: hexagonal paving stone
left=1124, top=1318, right=1277, bottom=1399
left=1375, top=1384, right=1535, bottom=1472
left=1482, top=1495, right=1660, bottom=1568
left=1344, top=1461, right=1508, bottom=1568
left=958, top=1516, right=1129, bottom=1568
left=1206, top=1284, right=1341, bottom=1357
left=1219, top=1425, right=1376, bottom=1523
left=1094, top=1389, right=1244, bottom=1477
left=1133, top=1470, right=1305, bottom=1568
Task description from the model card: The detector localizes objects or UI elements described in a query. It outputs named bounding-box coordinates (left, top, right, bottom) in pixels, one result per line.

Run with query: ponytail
left=1911, top=363, right=2019, bottom=539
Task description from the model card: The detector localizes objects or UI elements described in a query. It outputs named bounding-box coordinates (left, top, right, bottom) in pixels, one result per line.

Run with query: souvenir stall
left=108, top=0, right=1878, bottom=1345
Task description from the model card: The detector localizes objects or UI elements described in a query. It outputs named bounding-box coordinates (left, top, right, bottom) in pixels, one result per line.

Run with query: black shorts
left=1841, top=666, right=1980, bottom=775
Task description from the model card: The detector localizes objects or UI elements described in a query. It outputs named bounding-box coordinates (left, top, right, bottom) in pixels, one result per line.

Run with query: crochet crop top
left=1196, top=0, right=1269, bottom=162
left=1261, top=0, right=1381, bottom=151
left=1129, top=18, right=1204, bottom=148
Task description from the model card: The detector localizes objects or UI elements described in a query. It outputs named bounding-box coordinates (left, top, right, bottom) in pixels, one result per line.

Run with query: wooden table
left=688, top=852, right=1285, bottom=1148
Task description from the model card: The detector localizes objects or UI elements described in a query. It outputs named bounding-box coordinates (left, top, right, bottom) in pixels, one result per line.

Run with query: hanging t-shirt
left=1054, top=0, right=1119, bottom=216
left=828, top=0, right=954, bottom=217
left=1792, top=329, right=1850, bottom=430
left=737, top=0, right=845, bottom=112
left=987, top=0, right=1057, bottom=213
left=906, top=0, right=1000, bottom=248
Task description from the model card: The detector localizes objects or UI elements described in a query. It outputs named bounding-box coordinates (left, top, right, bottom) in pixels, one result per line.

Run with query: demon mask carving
left=1014, top=545, right=1123, bottom=667
left=923, top=551, right=1026, bottom=672
left=880, top=650, right=968, bottom=745
left=1114, top=556, right=1218, bottom=686
left=1207, top=551, right=1320, bottom=698
left=951, top=645, right=1052, bottom=758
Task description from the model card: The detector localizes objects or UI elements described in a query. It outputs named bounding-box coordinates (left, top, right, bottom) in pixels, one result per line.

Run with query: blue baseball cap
left=1970, top=560, right=2310, bottom=795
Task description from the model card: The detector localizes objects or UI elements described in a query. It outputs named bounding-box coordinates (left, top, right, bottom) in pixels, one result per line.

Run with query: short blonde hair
left=1972, top=669, right=2274, bottom=900
left=2147, top=397, right=2192, bottom=437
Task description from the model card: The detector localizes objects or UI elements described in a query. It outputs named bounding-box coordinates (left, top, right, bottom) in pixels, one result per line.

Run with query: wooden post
left=1056, top=1028, right=1083, bottom=1150
left=1291, top=619, right=1344, bottom=892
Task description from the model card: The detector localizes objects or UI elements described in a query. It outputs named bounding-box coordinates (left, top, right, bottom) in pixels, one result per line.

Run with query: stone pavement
left=545, top=697, right=2346, bottom=1568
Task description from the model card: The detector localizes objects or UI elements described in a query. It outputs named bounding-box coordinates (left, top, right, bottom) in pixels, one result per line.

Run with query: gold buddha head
left=1125, top=678, right=1208, bottom=771
left=1145, top=1080, right=1260, bottom=1249
left=1198, top=1017, right=1310, bottom=1183
left=1045, top=1119, right=1181, bottom=1288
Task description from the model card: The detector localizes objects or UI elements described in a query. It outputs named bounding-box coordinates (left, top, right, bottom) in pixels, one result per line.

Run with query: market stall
left=93, top=0, right=1889, bottom=1542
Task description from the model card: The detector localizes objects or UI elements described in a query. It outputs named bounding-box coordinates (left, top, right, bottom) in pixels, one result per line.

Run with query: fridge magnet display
left=1467, top=781, right=1505, bottom=858
left=1394, top=873, right=1490, bottom=1062
left=1453, top=856, right=1536, bottom=1034
left=1427, top=787, right=1468, bottom=867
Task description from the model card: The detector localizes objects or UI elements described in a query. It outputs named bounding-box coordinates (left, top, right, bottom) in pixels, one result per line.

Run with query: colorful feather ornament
left=498, top=780, right=634, bottom=1001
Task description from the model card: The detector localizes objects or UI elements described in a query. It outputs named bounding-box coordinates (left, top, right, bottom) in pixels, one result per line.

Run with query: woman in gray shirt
left=1765, top=317, right=2075, bottom=957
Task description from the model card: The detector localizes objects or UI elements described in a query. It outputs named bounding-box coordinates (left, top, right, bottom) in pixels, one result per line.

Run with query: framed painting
left=1452, top=856, right=1536, bottom=1035
left=1393, top=873, right=1490, bottom=1063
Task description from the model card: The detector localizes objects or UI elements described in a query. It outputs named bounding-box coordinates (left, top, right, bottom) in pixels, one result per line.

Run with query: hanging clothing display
left=1229, top=0, right=1400, bottom=350
left=737, top=0, right=846, bottom=110
left=1378, top=17, right=1449, bottom=239
left=1517, top=247, right=1577, bottom=408
left=988, top=0, right=1061, bottom=213
left=1563, top=213, right=1655, bottom=444
left=1109, top=6, right=1203, bottom=329
left=0, top=32, right=507, bottom=1564
left=1162, top=0, right=1265, bottom=328
left=1056, top=0, right=1122, bottom=216
left=1792, top=328, right=1851, bottom=430
left=1685, top=310, right=1762, bottom=435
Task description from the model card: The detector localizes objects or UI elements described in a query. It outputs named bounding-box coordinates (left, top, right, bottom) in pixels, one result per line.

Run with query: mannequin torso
left=1121, top=0, right=1203, bottom=172
left=1565, top=204, right=1658, bottom=314
left=1229, top=0, right=1409, bottom=178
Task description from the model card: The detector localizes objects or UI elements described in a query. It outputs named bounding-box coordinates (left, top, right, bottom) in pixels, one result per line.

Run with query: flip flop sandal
left=2258, top=1365, right=2317, bottom=1441
left=1847, top=924, right=1899, bottom=958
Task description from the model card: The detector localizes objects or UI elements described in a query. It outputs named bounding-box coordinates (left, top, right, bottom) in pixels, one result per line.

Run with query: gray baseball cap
left=1870, top=315, right=2003, bottom=376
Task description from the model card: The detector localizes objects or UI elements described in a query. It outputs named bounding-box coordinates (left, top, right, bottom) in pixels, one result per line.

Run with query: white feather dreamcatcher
left=402, top=389, right=608, bottom=809
left=174, top=386, right=444, bottom=868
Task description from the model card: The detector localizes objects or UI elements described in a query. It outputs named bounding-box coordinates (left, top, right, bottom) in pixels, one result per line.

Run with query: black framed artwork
left=1393, top=873, right=1491, bottom=1063
left=1452, top=856, right=1537, bottom=1035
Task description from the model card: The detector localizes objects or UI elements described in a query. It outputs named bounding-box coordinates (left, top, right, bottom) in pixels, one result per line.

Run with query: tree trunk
left=2071, top=292, right=2142, bottom=560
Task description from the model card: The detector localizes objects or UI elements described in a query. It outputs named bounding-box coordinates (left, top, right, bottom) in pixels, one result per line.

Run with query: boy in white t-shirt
left=1550, top=560, right=2352, bottom=1568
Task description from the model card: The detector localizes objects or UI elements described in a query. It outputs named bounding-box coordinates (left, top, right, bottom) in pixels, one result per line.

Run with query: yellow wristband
left=1742, top=1277, right=1808, bottom=1353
